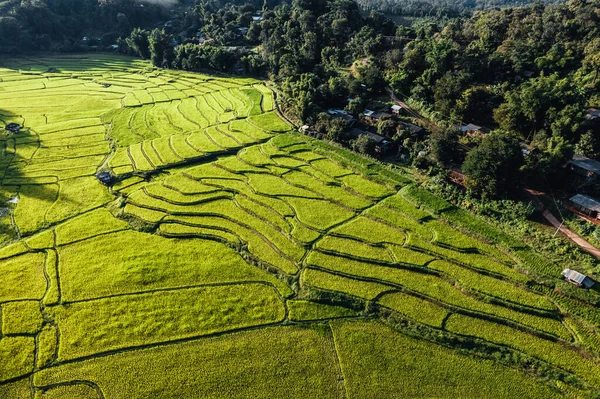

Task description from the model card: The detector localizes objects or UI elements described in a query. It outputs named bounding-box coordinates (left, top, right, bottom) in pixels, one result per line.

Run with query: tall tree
left=126, top=28, right=150, bottom=59
left=463, top=133, right=524, bottom=198
left=148, top=28, right=174, bottom=68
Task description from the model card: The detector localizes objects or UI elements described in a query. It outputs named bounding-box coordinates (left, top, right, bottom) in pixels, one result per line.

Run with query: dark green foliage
left=575, top=131, right=599, bottom=158
left=0, top=0, right=170, bottom=53
left=351, top=134, right=376, bottom=155
left=149, top=29, right=175, bottom=68
left=429, top=128, right=459, bottom=166
left=126, top=28, right=151, bottom=60
left=463, top=133, right=524, bottom=198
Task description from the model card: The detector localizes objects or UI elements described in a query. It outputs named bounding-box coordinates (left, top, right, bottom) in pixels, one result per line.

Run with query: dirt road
left=525, top=188, right=600, bottom=259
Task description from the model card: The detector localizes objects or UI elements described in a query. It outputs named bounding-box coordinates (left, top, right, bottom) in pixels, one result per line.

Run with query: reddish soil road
left=525, top=188, right=600, bottom=259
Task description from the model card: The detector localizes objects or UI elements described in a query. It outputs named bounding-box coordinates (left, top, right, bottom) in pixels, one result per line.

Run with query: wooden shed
left=569, top=194, right=600, bottom=219
left=568, top=155, right=600, bottom=178
left=562, top=269, right=595, bottom=288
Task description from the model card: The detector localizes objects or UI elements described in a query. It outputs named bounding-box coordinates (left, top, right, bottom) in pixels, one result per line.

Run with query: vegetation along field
left=2, top=54, right=600, bottom=398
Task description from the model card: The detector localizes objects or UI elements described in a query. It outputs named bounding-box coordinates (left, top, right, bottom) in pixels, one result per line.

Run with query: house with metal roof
left=327, top=109, right=355, bottom=125
left=562, top=268, right=595, bottom=288
left=585, top=108, right=600, bottom=121
left=568, top=154, right=600, bottom=178
left=398, top=121, right=424, bottom=136
left=348, top=128, right=391, bottom=154
left=390, top=104, right=403, bottom=115
left=362, top=109, right=375, bottom=117
left=458, top=123, right=491, bottom=135
left=5, top=123, right=21, bottom=133
left=96, top=172, right=112, bottom=186
left=569, top=194, right=600, bottom=219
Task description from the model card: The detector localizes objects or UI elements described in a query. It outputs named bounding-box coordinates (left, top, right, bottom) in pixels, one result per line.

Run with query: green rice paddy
left=1, top=55, right=600, bottom=398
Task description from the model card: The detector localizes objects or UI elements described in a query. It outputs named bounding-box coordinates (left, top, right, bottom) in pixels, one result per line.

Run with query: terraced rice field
left=1, top=55, right=600, bottom=398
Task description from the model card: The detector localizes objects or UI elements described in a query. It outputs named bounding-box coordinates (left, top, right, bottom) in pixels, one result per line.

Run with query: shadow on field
left=0, top=54, right=144, bottom=74
left=1, top=108, right=58, bottom=204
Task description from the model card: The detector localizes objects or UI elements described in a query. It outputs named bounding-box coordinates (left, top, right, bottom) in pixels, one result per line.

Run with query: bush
left=351, top=134, right=376, bottom=155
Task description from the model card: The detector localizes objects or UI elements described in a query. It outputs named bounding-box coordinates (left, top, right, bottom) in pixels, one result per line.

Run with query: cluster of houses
left=309, top=102, right=425, bottom=155
left=566, top=155, right=600, bottom=221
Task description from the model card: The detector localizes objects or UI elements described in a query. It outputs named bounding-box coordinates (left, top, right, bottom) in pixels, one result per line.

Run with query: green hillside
left=0, top=55, right=599, bottom=398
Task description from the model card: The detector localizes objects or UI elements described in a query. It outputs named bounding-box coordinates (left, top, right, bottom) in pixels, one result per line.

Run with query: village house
left=362, top=109, right=375, bottom=118
left=562, top=268, right=595, bottom=288
left=569, top=194, right=600, bottom=220
left=584, top=108, right=600, bottom=122
left=366, top=111, right=392, bottom=122
left=397, top=121, right=424, bottom=136
left=328, top=109, right=355, bottom=125
left=96, top=172, right=112, bottom=186
left=5, top=123, right=21, bottom=134
left=348, top=128, right=391, bottom=155
left=458, top=123, right=491, bottom=136
left=567, top=154, right=600, bottom=178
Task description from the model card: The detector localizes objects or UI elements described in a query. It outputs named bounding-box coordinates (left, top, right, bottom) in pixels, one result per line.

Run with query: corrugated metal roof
left=348, top=128, right=387, bottom=144
left=562, top=269, right=595, bottom=288
left=570, top=194, right=600, bottom=213
left=569, top=155, right=600, bottom=174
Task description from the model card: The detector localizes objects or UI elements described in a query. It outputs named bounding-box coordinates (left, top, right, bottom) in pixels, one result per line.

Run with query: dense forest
left=1, top=0, right=599, bottom=200
left=356, top=0, right=567, bottom=17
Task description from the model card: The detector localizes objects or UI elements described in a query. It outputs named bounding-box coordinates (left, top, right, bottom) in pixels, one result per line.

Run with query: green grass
left=285, top=197, right=354, bottom=230
left=428, top=260, right=555, bottom=311
left=247, top=112, right=291, bottom=133
left=340, top=174, right=392, bottom=198
left=34, top=325, right=344, bottom=399
left=55, top=208, right=130, bottom=245
left=46, top=177, right=113, bottom=225
left=0, top=253, right=47, bottom=301
left=0, top=378, right=30, bottom=398
left=332, top=321, right=563, bottom=399
left=25, top=229, right=55, bottom=249
left=50, top=283, right=284, bottom=360
left=446, top=314, right=600, bottom=387
left=378, top=291, right=448, bottom=327
left=330, top=216, right=406, bottom=245
left=408, top=234, right=530, bottom=283
left=284, top=170, right=372, bottom=209
left=161, top=214, right=299, bottom=275
left=365, top=204, right=433, bottom=239
left=287, top=300, right=357, bottom=321
left=381, top=194, right=432, bottom=221
left=37, top=325, right=57, bottom=369
left=400, top=184, right=453, bottom=214
left=302, top=268, right=391, bottom=300
left=240, top=87, right=263, bottom=116
left=37, top=384, right=99, bottom=399
left=0, top=336, right=35, bottom=381
left=13, top=184, right=58, bottom=235
left=307, top=252, right=570, bottom=338
left=316, top=236, right=393, bottom=262
left=1, top=300, right=43, bottom=335
left=58, top=230, right=291, bottom=301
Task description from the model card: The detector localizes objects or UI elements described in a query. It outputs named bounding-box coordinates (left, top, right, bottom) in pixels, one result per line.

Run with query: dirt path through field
left=525, top=188, right=600, bottom=259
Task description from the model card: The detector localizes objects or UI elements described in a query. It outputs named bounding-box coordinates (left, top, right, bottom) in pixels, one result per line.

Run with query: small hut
left=562, top=269, right=595, bottom=288
left=5, top=123, right=21, bottom=134
left=569, top=194, right=600, bottom=219
left=96, top=172, right=112, bottom=186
